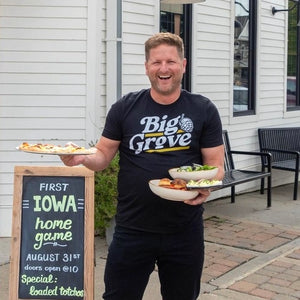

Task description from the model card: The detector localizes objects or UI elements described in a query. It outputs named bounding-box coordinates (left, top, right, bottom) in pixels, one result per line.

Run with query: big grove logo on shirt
left=129, top=114, right=193, bottom=154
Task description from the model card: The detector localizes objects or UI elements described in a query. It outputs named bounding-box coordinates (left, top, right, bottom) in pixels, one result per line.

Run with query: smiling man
left=145, top=34, right=186, bottom=101
left=60, top=32, right=224, bottom=300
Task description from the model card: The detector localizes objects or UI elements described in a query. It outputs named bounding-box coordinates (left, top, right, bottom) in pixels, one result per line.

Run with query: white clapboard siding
left=0, top=6, right=86, bottom=18
left=1, top=84, right=86, bottom=95
left=0, top=106, right=85, bottom=118
left=2, top=95, right=86, bottom=106
left=1, top=117, right=86, bottom=129
left=0, top=61, right=86, bottom=73
left=259, top=1, right=285, bottom=122
left=122, top=0, right=158, bottom=95
left=1, top=28, right=87, bottom=40
left=0, top=0, right=91, bottom=236
left=193, top=0, right=231, bottom=103
left=0, top=49, right=87, bottom=62
left=1, top=130, right=87, bottom=141
left=0, top=17, right=87, bottom=29
left=0, top=40, right=86, bottom=52
left=0, top=73, right=86, bottom=84
left=0, top=0, right=86, bottom=6
left=0, top=208, right=12, bottom=237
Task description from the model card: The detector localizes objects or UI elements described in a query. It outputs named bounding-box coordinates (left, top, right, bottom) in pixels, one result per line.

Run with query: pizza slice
left=158, top=178, right=187, bottom=190
left=17, top=142, right=97, bottom=155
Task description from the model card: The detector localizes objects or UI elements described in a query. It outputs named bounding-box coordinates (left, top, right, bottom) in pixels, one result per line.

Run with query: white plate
left=17, top=147, right=97, bottom=155
left=168, top=167, right=218, bottom=181
left=149, top=179, right=199, bottom=201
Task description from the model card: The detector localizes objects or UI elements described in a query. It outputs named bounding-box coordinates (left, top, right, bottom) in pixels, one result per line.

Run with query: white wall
left=0, top=0, right=99, bottom=236
left=122, top=0, right=160, bottom=95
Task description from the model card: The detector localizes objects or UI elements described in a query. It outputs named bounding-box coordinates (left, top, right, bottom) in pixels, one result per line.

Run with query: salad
left=187, top=179, right=222, bottom=187
left=177, top=163, right=217, bottom=172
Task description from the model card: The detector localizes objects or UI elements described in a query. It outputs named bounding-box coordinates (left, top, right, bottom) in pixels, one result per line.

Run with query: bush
left=94, top=154, right=119, bottom=236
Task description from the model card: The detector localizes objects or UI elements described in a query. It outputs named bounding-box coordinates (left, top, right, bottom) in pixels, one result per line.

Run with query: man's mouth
left=158, top=75, right=171, bottom=80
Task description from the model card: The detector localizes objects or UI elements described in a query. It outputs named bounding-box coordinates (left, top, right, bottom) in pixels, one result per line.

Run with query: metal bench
left=258, top=127, right=300, bottom=200
left=220, top=130, right=272, bottom=207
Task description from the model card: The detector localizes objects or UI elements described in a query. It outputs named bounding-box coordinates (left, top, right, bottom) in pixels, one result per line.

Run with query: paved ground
left=1, top=183, right=299, bottom=299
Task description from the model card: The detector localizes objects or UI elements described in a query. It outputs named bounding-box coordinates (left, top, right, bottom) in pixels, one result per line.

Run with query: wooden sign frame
left=9, top=166, right=94, bottom=300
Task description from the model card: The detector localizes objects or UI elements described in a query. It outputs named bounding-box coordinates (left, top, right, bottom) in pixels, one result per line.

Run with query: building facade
left=0, top=0, right=299, bottom=236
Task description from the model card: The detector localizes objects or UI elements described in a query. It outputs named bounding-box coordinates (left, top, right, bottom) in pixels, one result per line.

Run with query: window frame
left=287, top=1, right=300, bottom=111
left=297, top=4, right=300, bottom=107
left=160, top=4, right=192, bottom=92
left=233, top=0, right=257, bottom=117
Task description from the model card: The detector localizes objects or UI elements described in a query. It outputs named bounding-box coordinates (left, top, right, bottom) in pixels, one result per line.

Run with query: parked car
left=287, top=76, right=296, bottom=107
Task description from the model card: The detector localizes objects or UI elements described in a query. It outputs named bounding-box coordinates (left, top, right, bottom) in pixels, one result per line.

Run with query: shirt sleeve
left=101, top=101, right=123, bottom=141
left=200, top=101, right=223, bottom=148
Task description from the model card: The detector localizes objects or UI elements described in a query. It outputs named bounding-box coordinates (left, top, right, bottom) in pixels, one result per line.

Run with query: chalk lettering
left=29, top=285, right=58, bottom=296
left=45, top=266, right=61, bottom=273
left=39, top=182, right=69, bottom=192
left=26, top=253, right=60, bottom=262
left=34, top=231, right=72, bottom=250
left=24, top=264, right=42, bottom=271
left=33, top=195, right=77, bottom=212
left=35, top=217, right=72, bottom=230
left=59, top=286, right=84, bottom=297
left=21, top=274, right=55, bottom=286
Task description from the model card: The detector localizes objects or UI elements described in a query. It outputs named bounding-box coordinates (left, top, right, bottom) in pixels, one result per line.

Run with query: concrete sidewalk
left=1, top=183, right=300, bottom=299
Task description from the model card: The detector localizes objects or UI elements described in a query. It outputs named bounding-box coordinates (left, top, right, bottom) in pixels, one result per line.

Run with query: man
left=61, top=32, right=224, bottom=300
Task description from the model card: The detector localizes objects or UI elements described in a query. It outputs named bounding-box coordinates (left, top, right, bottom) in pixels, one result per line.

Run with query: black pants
left=103, top=222, right=204, bottom=300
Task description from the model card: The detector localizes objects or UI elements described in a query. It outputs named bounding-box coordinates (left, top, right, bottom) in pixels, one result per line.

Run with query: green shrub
left=94, top=154, right=119, bottom=236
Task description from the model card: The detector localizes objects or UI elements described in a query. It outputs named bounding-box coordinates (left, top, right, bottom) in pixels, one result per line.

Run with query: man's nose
left=159, top=62, right=169, bottom=72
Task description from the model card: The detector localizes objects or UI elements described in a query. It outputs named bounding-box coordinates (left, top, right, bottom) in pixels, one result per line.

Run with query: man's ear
left=183, top=58, right=187, bottom=74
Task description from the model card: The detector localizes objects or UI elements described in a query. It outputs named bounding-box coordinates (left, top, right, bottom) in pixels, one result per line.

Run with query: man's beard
left=150, top=76, right=183, bottom=96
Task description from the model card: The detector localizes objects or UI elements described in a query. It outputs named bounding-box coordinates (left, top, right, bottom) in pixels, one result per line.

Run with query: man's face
left=145, top=44, right=186, bottom=97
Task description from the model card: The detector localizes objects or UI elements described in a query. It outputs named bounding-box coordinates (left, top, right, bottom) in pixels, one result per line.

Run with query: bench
left=220, top=130, right=272, bottom=207
left=258, top=127, right=300, bottom=200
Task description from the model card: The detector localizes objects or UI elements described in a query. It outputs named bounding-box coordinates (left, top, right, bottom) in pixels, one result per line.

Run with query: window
left=233, top=0, right=257, bottom=115
left=160, top=3, right=192, bottom=91
left=287, top=1, right=300, bottom=110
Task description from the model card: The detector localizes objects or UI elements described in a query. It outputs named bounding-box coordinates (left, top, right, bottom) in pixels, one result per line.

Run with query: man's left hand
left=184, top=189, right=210, bottom=206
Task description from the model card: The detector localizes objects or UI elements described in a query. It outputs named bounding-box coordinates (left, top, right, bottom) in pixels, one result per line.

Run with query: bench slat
left=258, top=127, right=300, bottom=200
left=221, top=130, right=272, bottom=207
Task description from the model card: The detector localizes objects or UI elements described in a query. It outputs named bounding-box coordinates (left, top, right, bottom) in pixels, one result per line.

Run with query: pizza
left=159, top=178, right=187, bottom=190
left=17, top=142, right=97, bottom=155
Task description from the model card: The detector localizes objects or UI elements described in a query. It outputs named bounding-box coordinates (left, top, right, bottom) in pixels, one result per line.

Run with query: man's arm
left=60, top=136, right=120, bottom=171
left=184, top=144, right=225, bottom=206
left=201, top=144, right=225, bottom=180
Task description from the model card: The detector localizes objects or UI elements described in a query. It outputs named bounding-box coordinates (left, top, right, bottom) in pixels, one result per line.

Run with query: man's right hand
left=59, top=154, right=86, bottom=167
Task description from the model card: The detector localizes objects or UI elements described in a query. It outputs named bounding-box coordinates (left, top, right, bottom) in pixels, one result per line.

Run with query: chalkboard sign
left=9, top=166, right=94, bottom=300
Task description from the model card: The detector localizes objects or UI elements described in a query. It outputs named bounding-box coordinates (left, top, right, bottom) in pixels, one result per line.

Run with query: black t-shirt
left=102, top=89, right=223, bottom=233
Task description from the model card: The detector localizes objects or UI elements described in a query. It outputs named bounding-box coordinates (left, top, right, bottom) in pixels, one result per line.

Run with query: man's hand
left=59, top=154, right=86, bottom=167
left=184, top=189, right=210, bottom=206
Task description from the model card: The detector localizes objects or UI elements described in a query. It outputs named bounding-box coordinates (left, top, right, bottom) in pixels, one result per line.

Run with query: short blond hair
left=145, top=32, right=185, bottom=61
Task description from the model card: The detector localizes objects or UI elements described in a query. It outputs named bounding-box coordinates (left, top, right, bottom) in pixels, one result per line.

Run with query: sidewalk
left=1, top=183, right=299, bottom=299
